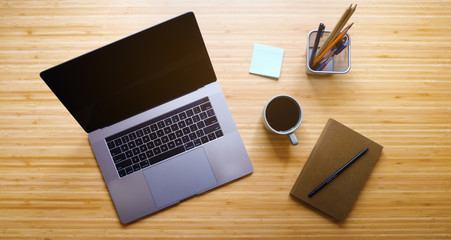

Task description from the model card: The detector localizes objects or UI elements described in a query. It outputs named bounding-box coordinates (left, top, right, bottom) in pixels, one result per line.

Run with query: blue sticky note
left=249, top=43, right=284, bottom=79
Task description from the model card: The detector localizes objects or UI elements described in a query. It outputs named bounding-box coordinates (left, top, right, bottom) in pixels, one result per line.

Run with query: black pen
left=308, top=147, right=369, bottom=198
left=309, top=23, right=325, bottom=69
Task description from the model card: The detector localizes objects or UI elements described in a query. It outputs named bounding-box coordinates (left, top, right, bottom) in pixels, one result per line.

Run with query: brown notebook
left=290, top=118, right=383, bottom=222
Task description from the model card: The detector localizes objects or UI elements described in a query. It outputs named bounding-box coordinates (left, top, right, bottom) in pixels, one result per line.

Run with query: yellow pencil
left=317, top=4, right=357, bottom=57
left=317, top=4, right=352, bottom=57
left=313, top=23, right=353, bottom=67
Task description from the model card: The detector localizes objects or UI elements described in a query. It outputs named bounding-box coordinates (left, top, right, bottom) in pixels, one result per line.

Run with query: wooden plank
left=1, top=0, right=450, bottom=239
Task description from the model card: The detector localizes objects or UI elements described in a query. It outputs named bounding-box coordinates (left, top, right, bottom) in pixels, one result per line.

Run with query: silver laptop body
left=40, top=12, right=253, bottom=224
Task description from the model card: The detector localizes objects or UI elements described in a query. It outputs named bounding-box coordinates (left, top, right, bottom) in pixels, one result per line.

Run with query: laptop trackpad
left=143, top=147, right=218, bottom=208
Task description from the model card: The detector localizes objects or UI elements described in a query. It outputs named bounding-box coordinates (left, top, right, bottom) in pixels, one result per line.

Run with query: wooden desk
left=1, top=1, right=450, bottom=239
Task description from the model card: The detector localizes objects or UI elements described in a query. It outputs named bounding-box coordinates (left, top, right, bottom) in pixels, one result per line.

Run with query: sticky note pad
left=249, top=43, right=284, bottom=79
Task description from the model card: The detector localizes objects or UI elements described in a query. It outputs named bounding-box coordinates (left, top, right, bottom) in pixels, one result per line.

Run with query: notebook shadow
left=289, top=194, right=346, bottom=226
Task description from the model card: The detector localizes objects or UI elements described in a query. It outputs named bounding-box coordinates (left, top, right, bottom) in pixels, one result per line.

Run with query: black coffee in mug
left=265, top=96, right=301, bottom=132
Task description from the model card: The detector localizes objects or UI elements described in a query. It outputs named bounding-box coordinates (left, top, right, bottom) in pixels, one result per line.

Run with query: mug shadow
left=261, top=115, right=296, bottom=163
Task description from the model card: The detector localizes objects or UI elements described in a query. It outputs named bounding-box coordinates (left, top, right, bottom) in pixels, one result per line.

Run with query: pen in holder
left=306, top=30, right=351, bottom=75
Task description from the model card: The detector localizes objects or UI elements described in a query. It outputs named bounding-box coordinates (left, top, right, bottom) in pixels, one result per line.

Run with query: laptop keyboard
left=105, top=97, right=223, bottom=178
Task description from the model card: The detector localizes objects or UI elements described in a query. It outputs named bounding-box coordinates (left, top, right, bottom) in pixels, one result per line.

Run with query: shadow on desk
left=289, top=194, right=346, bottom=226
left=260, top=119, right=303, bottom=163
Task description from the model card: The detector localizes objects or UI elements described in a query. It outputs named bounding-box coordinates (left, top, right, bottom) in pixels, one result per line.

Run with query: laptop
left=39, top=12, right=253, bottom=224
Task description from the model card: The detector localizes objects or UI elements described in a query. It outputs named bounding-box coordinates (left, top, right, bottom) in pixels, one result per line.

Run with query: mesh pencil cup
left=306, top=30, right=351, bottom=75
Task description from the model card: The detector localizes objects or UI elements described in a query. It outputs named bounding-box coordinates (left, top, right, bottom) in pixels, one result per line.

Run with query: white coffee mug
left=263, top=95, right=303, bottom=145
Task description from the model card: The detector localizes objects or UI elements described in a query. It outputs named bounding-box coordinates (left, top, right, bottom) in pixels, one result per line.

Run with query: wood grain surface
left=1, top=0, right=450, bottom=239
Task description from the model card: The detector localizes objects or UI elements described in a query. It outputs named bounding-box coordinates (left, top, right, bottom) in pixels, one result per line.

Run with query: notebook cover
left=290, top=118, right=383, bottom=221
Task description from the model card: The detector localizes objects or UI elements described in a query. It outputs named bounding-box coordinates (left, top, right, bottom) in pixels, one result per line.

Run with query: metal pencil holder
left=306, top=30, right=351, bottom=75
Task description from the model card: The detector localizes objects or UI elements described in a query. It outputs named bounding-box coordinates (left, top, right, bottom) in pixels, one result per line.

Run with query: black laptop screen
left=40, top=12, right=216, bottom=133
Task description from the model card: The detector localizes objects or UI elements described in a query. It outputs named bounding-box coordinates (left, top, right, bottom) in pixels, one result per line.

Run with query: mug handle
left=288, top=133, right=298, bottom=146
